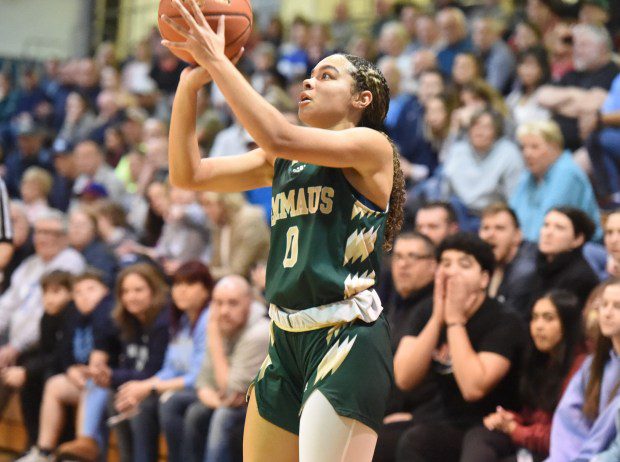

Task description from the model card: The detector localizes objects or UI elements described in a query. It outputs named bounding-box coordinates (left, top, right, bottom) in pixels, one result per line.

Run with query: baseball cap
left=77, top=181, right=109, bottom=200
left=51, top=138, right=74, bottom=156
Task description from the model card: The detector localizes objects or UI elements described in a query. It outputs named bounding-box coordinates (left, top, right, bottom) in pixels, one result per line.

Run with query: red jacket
left=509, top=353, right=586, bottom=455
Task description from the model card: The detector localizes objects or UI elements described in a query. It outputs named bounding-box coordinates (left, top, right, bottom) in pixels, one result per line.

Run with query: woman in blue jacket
left=545, top=280, right=620, bottom=462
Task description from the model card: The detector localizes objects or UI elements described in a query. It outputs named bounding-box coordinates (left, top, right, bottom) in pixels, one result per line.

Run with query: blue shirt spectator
left=586, top=73, right=620, bottom=201
left=438, top=38, right=473, bottom=77
left=378, top=57, right=437, bottom=178
left=155, top=308, right=208, bottom=389
left=276, top=18, right=310, bottom=83
left=436, top=8, right=473, bottom=76
left=61, top=289, right=116, bottom=371
left=593, top=409, right=620, bottom=462
left=510, top=151, right=601, bottom=241
left=472, top=17, right=515, bottom=93
left=546, top=354, right=620, bottom=462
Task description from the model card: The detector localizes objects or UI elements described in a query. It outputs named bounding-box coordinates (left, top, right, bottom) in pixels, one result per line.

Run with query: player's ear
left=354, top=90, right=373, bottom=110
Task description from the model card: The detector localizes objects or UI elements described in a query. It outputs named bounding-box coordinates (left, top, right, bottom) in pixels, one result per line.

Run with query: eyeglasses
left=34, top=228, right=65, bottom=237
left=392, top=252, right=433, bottom=263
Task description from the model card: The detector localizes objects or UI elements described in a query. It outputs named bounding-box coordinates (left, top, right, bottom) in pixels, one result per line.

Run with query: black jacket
left=530, top=247, right=599, bottom=308
left=20, top=304, right=73, bottom=382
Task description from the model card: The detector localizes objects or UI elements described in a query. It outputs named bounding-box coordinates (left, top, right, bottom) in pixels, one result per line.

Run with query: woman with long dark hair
left=460, top=290, right=586, bottom=461
left=161, top=0, right=406, bottom=459
left=545, top=280, right=620, bottom=461
left=54, top=263, right=171, bottom=462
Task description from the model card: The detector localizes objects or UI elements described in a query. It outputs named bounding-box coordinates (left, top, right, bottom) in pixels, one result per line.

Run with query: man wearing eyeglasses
left=373, top=232, right=437, bottom=462
left=386, top=232, right=437, bottom=352
left=0, top=210, right=85, bottom=372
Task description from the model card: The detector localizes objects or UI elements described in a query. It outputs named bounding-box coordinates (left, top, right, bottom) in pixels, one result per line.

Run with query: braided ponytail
left=342, top=54, right=405, bottom=251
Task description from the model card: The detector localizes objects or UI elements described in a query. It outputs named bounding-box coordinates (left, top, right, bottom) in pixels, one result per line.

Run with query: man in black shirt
left=393, top=233, right=525, bottom=462
left=373, top=233, right=437, bottom=462
left=385, top=232, right=436, bottom=352
left=537, top=23, right=619, bottom=151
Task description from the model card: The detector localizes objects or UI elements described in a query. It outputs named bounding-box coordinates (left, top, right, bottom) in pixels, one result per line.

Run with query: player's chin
left=298, top=108, right=312, bottom=124
left=298, top=108, right=322, bottom=127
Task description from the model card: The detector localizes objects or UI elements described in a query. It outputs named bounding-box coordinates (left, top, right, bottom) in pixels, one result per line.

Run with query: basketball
left=158, top=0, right=253, bottom=64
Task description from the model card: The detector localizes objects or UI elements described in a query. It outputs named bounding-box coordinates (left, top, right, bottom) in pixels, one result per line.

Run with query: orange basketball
left=158, top=0, right=253, bottom=64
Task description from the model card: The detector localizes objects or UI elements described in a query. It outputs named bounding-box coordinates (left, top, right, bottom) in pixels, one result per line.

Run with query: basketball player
left=162, top=1, right=405, bottom=460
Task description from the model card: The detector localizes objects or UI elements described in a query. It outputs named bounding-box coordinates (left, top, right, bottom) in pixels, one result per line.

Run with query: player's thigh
left=243, top=390, right=299, bottom=462
left=299, top=390, right=377, bottom=462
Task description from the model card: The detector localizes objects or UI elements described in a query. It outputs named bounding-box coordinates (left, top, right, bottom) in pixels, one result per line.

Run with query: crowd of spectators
left=1, top=0, right=620, bottom=461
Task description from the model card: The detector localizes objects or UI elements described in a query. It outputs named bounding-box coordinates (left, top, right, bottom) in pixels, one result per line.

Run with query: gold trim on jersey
left=314, top=335, right=358, bottom=384
left=351, top=201, right=384, bottom=220
left=268, top=290, right=383, bottom=332
left=343, top=227, right=379, bottom=265
left=344, top=270, right=376, bottom=298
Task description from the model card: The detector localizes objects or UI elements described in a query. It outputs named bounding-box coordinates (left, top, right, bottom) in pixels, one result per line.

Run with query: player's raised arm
left=168, top=65, right=274, bottom=192
left=161, top=0, right=392, bottom=175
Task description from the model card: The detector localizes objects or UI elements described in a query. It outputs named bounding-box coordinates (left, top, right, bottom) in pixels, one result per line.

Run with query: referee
left=0, top=177, right=14, bottom=286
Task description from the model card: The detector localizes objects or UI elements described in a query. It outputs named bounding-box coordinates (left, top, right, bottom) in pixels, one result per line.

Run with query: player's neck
left=328, top=120, right=356, bottom=131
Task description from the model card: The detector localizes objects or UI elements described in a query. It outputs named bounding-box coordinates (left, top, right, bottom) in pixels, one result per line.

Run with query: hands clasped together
left=432, top=269, right=481, bottom=327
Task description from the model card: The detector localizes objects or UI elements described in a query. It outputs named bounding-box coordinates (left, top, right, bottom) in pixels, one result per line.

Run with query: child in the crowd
left=16, top=269, right=115, bottom=462
left=0, top=270, right=73, bottom=447
left=460, top=290, right=586, bottom=462
left=54, top=263, right=170, bottom=462
left=545, top=279, right=620, bottom=461
left=113, top=261, right=213, bottom=462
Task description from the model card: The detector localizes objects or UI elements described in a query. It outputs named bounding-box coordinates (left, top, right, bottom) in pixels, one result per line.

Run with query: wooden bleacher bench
left=0, top=395, right=167, bottom=461
left=0, top=395, right=27, bottom=455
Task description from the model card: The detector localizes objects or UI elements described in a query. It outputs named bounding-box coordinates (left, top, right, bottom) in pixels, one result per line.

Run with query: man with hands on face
left=393, top=233, right=526, bottom=462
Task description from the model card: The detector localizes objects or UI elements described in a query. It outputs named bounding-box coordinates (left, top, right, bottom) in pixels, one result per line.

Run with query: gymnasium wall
left=115, top=0, right=380, bottom=58
left=0, top=0, right=90, bottom=59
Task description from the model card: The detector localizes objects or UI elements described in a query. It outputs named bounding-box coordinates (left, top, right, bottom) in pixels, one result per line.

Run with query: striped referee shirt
left=0, top=178, right=12, bottom=244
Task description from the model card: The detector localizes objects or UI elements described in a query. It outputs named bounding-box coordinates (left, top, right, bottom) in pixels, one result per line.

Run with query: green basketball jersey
left=265, top=158, right=387, bottom=310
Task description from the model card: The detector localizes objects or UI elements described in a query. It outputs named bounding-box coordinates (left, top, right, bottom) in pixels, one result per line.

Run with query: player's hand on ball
left=161, top=0, right=227, bottom=68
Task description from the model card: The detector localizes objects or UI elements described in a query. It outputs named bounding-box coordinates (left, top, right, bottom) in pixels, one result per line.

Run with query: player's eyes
left=321, top=73, right=332, bottom=80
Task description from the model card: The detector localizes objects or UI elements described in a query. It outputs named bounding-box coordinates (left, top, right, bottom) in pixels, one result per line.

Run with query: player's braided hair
left=342, top=54, right=405, bottom=252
